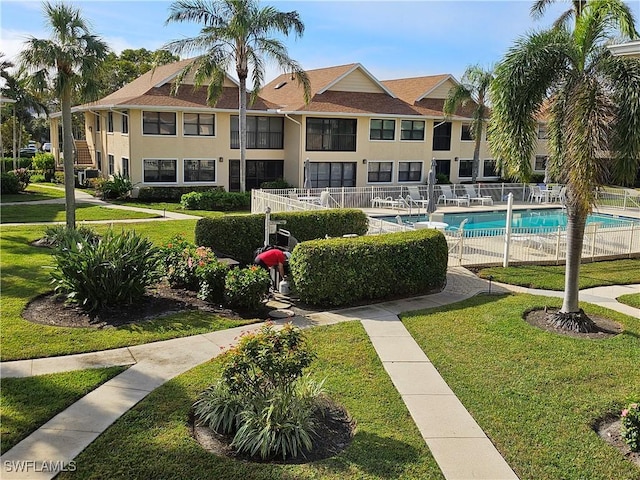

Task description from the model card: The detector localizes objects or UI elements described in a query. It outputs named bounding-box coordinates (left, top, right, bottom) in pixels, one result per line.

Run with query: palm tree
left=164, top=0, right=310, bottom=192
left=443, top=65, right=493, bottom=183
left=19, top=2, right=108, bottom=228
left=531, top=0, right=588, bottom=27
left=490, top=0, right=640, bottom=332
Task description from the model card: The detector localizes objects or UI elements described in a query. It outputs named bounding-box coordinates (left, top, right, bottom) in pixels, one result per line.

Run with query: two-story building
left=49, top=59, right=549, bottom=191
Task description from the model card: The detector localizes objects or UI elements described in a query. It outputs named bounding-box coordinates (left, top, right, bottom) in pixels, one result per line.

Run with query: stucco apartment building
left=49, top=59, right=550, bottom=191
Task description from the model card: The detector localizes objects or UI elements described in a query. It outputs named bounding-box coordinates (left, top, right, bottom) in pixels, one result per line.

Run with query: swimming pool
left=379, top=208, right=639, bottom=232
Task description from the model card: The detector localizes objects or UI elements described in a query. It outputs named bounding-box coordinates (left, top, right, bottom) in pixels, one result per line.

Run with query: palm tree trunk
left=472, top=135, right=481, bottom=183
left=239, top=76, right=247, bottom=192
left=549, top=201, right=597, bottom=332
left=61, top=87, right=76, bottom=228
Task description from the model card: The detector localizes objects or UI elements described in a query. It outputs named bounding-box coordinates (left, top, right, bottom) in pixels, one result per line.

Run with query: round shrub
left=1, top=172, right=20, bottom=194
left=50, top=229, right=161, bottom=312
left=196, top=260, right=228, bottom=304
left=32, top=152, right=55, bottom=172
left=622, top=402, right=640, bottom=452
left=224, top=267, right=270, bottom=312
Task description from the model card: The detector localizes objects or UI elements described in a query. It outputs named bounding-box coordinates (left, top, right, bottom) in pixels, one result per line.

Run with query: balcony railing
left=230, top=131, right=283, bottom=149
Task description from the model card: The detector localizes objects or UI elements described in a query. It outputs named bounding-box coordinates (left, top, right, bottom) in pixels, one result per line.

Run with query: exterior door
left=435, top=159, right=451, bottom=182
left=229, top=159, right=240, bottom=192
left=245, top=160, right=284, bottom=190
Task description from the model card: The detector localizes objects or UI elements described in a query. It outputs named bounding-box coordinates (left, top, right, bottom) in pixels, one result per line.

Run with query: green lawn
left=1, top=367, right=126, bottom=452
left=618, top=293, right=640, bottom=309
left=57, top=321, right=445, bottom=480
left=0, top=221, right=258, bottom=361
left=110, top=199, right=250, bottom=218
left=402, top=294, right=640, bottom=480
left=477, top=258, right=640, bottom=290
left=0, top=183, right=66, bottom=203
left=1, top=203, right=161, bottom=223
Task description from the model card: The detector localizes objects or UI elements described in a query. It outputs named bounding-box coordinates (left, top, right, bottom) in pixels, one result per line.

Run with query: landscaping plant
left=160, top=234, right=218, bottom=291
left=196, top=260, right=228, bottom=304
left=1, top=172, right=21, bottom=195
left=43, top=224, right=100, bottom=248
left=50, top=229, right=161, bottom=312
left=223, top=266, right=270, bottom=312
left=193, top=323, right=325, bottom=460
left=621, top=402, right=640, bottom=452
left=11, top=168, right=31, bottom=191
left=98, top=172, right=135, bottom=199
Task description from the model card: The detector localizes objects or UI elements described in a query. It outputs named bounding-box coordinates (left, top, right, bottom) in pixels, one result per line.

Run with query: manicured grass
left=618, top=293, right=640, bottom=309
left=402, top=294, right=640, bottom=480
left=1, top=183, right=66, bottom=203
left=0, top=221, right=257, bottom=361
left=1, top=367, right=126, bottom=452
left=110, top=199, right=251, bottom=218
left=477, top=258, right=640, bottom=290
left=58, top=321, right=444, bottom=480
left=1, top=203, right=161, bottom=223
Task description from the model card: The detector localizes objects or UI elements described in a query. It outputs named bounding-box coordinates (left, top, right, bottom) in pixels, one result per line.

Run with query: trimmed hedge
left=290, top=229, right=448, bottom=307
left=2, top=158, right=32, bottom=172
left=181, top=189, right=250, bottom=211
left=195, top=209, right=368, bottom=264
left=136, top=186, right=214, bottom=202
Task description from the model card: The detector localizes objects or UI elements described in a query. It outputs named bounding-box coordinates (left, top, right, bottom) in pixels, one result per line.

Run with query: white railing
left=595, top=187, right=640, bottom=212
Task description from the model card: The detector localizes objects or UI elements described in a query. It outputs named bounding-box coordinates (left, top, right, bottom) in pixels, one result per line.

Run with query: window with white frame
left=184, top=159, right=216, bottom=182
left=370, top=119, right=395, bottom=140
left=461, top=124, right=473, bottom=141
left=368, top=161, right=393, bottom=183
left=143, top=111, right=176, bottom=135
left=400, top=120, right=425, bottom=140
left=122, top=111, right=129, bottom=134
left=122, top=157, right=129, bottom=178
left=108, top=154, right=114, bottom=175
left=184, top=113, right=215, bottom=136
left=535, top=155, right=548, bottom=170
left=308, top=162, right=356, bottom=187
left=107, top=112, right=114, bottom=133
left=483, top=159, right=498, bottom=177
left=398, top=161, right=422, bottom=182
left=95, top=114, right=100, bottom=132
left=96, top=151, right=102, bottom=171
left=143, top=159, right=177, bottom=182
left=458, top=159, right=473, bottom=177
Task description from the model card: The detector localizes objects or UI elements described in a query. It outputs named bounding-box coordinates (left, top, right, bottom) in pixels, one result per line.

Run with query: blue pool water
left=380, top=208, right=638, bottom=232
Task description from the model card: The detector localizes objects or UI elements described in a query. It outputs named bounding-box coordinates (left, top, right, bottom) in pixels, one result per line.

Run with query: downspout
left=283, top=113, right=303, bottom=186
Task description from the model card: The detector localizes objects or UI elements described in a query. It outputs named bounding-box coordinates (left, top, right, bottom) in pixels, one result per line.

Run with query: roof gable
left=320, top=64, right=395, bottom=97
left=382, top=74, right=453, bottom=104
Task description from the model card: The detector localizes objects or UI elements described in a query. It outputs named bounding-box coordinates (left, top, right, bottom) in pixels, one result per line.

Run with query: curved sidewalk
left=1, top=269, right=638, bottom=479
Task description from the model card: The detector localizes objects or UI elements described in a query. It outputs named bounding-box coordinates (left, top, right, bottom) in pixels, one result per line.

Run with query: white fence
left=251, top=186, right=640, bottom=266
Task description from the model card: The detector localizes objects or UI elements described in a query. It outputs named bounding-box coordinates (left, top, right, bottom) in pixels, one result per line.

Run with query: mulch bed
left=524, top=308, right=622, bottom=339
left=22, top=282, right=263, bottom=329
left=191, top=396, right=355, bottom=464
left=595, top=415, right=640, bottom=468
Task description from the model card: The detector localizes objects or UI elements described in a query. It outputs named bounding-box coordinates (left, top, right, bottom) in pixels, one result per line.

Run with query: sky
left=2, top=0, right=639, bottom=84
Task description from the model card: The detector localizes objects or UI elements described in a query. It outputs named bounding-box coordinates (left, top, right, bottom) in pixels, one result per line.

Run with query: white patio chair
left=463, top=185, right=493, bottom=206
left=438, top=185, right=469, bottom=206
left=405, top=186, right=430, bottom=207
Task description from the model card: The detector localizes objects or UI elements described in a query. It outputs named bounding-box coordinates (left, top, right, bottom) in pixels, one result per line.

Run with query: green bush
left=290, top=229, right=448, bottom=307
left=1, top=158, right=32, bottom=172
left=260, top=178, right=292, bottom=189
left=195, top=209, right=369, bottom=264
left=136, top=186, right=212, bottom=202
left=193, top=324, right=323, bottom=460
left=32, top=152, right=55, bottom=172
left=30, top=173, right=46, bottom=183
left=53, top=172, right=65, bottom=184
left=159, top=234, right=217, bottom=291
left=180, top=189, right=250, bottom=211
left=50, top=229, right=161, bottom=312
left=224, top=267, right=271, bottom=312
left=98, top=173, right=135, bottom=199
left=196, top=261, right=228, bottom=304
left=12, top=168, right=31, bottom=191
left=43, top=225, right=100, bottom=248
left=1, top=172, right=20, bottom=194
left=622, top=402, right=640, bottom=452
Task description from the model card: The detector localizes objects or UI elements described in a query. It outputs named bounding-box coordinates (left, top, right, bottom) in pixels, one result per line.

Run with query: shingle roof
left=78, top=58, right=275, bottom=111
left=382, top=75, right=451, bottom=104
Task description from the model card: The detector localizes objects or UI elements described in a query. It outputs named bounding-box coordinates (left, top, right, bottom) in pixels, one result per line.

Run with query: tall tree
left=164, top=0, right=310, bottom=192
left=490, top=0, right=640, bottom=331
left=19, top=2, right=108, bottom=228
left=531, top=0, right=588, bottom=27
left=443, top=65, right=493, bottom=183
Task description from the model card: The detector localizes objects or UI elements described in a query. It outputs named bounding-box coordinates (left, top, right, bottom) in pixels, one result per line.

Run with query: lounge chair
left=405, top=186, right=430, bottom=208
left=371, top=196, right=404, bottom=208
left=528, top=185, right=545, bottom=203
left=437, top=185, right=469, bottom=206
left=463, top=185, right=493, bottom=206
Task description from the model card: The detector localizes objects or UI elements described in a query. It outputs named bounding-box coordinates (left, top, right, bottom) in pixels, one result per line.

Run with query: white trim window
left=108, top=154, right=115, bottom=175
left=368, top=161, right=393, bottom=183
left=122, top=111, right=129, bottom=135
left=483, top=159, right=498, bottom=178
left=184, top=113, right=215, bottom=136
left=400, top=120, right=425, bottom=141
left=184, top=159, right=216, bottom=182
left=142, top=111, right=176, bottom=136
left=121, top=157, right=129, bottom=178
left=535, top=155, right=548, bottom=171
left=398, top=161, right=422, bottom=182
left=458, top=159, right=473, bottom=178
left=107, top=112, right=114, bottom=133
left=538, top=123, right=549, bottom=139
left=143, top=159, right=177, bottom=183
left=461, top=124, right=473, bottom=141
left=370, top=119, right=395, bottom=141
